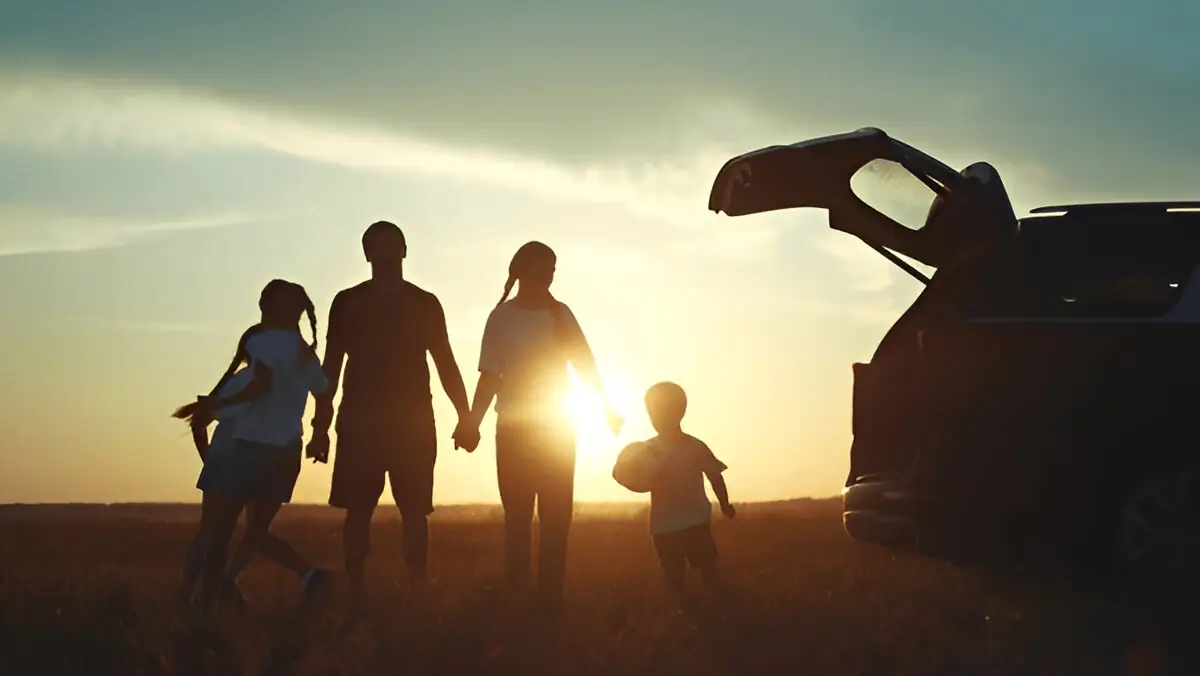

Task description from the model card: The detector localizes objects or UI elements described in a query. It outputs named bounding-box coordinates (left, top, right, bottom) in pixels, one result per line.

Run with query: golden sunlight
left=565, top=368, right=647, bottom=463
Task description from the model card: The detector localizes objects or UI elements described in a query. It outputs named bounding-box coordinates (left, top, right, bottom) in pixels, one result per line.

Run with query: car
left=707, top=127, right=1200, bottom=587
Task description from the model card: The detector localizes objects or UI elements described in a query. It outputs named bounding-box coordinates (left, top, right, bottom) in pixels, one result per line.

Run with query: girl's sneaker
left=220, top=578, right=248, bottom=611
left=302, top=568, right=333, bottom=606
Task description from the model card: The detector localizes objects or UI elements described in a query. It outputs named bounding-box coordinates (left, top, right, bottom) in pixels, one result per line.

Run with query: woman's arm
left=468, top=371, right=502, bottom=429
left=560, top=307, right=622, bottom=432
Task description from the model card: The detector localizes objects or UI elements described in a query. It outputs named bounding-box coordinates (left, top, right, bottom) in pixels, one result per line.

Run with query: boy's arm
left=701, top=443, right=735, bottom=516
left=708, top=471, right=732, bottom=508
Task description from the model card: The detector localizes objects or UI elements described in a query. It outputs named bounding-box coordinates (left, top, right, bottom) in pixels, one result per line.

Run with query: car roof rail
left=1029, top=201, right=1200, bottom=215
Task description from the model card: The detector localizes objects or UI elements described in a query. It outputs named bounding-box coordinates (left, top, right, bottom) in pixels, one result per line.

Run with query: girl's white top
left=232, top=330, right=329, bottom=447
left=208, top=368, right=253, bottom=453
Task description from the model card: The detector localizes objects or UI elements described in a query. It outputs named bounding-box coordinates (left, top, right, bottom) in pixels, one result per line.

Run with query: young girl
left=175, top=324, right=328, bottom=611
left=466, top=241, right=622, bottom=606
left=176, top=279, right=331, bottom=616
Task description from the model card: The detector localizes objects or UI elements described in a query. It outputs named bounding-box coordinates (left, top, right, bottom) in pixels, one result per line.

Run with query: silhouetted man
left=307, top=221, right=477, bottom=597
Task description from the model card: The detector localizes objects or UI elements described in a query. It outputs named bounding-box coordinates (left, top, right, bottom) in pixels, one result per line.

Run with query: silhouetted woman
left=466, top=242, right=622, bottom=605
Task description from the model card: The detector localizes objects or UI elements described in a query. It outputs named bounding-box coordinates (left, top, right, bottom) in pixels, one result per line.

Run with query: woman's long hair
left=496, top=241, right=572, bottom=343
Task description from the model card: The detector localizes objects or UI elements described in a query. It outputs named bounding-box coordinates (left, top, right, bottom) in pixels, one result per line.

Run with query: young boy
left=643, top=381, right=735, bottom=598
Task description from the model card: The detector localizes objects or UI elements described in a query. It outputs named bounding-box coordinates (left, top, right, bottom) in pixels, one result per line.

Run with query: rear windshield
left=970, top=214, right=1200, bottom=319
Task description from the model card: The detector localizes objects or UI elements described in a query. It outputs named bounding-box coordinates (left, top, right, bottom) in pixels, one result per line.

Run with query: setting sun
left=565, top=368, right=646, bottom=465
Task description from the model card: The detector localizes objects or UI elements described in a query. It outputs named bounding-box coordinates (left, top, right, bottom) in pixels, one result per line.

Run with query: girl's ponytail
left=293, top=283, right=319, bottom=352
left=171, top=324, right=262, bottom=420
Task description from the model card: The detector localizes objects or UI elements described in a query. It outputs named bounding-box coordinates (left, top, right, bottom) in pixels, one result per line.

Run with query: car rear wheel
left=1116, top=470, right=1200, bottom=595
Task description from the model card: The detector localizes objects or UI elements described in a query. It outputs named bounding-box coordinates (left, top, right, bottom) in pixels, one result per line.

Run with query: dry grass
left=0, top=501, right=1187, bottom=675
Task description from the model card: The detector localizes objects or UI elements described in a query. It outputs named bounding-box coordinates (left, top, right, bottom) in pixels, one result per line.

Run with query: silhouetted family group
left=173, top=221, right=735, bottom=620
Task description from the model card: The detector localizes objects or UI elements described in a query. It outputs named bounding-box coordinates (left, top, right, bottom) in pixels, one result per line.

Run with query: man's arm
left=468, top=372, right=502, bottom=429
left=311, top=294, right=347, bottom=436
left=427, top=296, right=470, bottom=417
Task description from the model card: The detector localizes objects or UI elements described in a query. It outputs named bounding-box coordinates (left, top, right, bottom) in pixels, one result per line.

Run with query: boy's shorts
left=653, top=522, right=719, bottom=570
left=197, top=437, right=302, bottom=504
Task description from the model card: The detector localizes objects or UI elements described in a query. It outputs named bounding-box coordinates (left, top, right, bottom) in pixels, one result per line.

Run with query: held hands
left=452, top=415, right=481, bottom=453
left=720, top=502, right=737, bottom=520
left=306, top=429, right=330, bottom=464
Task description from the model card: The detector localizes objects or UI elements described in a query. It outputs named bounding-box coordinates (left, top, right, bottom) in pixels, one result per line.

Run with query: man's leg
left=391, top=466, right=430, bottom=583
left=496, top=425, right=536, bottom=590
left=330, top=430, right=387, bottom=598
left=389, top=433, right=437, bottom=583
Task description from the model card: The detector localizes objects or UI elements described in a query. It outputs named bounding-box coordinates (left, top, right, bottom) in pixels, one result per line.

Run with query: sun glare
left=565, top=368, right=644, bottom=463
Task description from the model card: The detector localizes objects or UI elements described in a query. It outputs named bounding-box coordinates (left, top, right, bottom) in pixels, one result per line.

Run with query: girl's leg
left=226, top=502, right=311, bottom=580
left=198, top=493, right=245, bottom=614
left=239, top=501, right=329, bottom=602
left=179, top=490, right=216, bottom=604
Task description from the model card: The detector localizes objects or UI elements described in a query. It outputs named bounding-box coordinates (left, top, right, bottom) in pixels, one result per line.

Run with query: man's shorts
left=198, top=437, right=302, bottom=504
left=653, top=522, right=719, bottom=570
left=329, top=413, right=437, bottom=516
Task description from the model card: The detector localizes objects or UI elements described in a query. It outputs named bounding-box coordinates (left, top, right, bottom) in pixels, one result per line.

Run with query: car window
left=850, top=159, right=939, bottom=231
left=969, top=253, right=1190, bottom=320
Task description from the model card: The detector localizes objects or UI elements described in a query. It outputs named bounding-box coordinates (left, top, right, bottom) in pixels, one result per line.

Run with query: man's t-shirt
left=233, top=330, right=329, bottom=447
left=328, top=280, right=447, bottom=425
left=648, top=434, right=728, bottom=536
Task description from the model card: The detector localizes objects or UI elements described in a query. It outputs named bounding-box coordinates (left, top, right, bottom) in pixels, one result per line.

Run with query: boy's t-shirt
left=649, top=433, right=728, bottom=536
left=232, top=330, right=329, bottom=447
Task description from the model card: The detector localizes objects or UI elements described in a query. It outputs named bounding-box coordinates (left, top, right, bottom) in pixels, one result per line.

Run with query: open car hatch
left=708, top=127, right=1017, bottom=275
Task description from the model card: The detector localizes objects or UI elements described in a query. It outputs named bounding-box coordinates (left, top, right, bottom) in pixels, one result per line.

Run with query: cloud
left=2, top=0, right=1197, bottom=200
left=0, top=206, right=257, bottom=256
left=0, top=72, right=744, bottom=232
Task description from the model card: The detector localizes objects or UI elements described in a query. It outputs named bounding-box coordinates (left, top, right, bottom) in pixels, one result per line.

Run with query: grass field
left=0, top=500, right=1189, bottom=676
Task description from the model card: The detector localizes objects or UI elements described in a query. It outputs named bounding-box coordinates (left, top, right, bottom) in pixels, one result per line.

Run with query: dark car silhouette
left=708, top=127, right=1200, bottom=585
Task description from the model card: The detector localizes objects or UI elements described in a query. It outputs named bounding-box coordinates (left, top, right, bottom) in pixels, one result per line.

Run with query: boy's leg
left=654, top=533, right=687, bottom=600
left=688, top=524, right=725, bottom=596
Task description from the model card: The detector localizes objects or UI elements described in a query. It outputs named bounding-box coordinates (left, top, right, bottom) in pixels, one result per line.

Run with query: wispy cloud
left=0, top=73, right=743, bottom=234
left=0, top=207, right=258, bottom=257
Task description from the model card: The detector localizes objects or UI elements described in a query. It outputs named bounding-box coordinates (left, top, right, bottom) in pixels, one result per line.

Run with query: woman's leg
left=496, top=424, right=537, bottom=590
left=178, top=490, right=216, bottom=604
left=535, top=423, right=577, bottom=601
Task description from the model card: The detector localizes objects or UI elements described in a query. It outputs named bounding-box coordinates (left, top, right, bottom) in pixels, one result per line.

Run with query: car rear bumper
left=842, top=476, right=922, bottom=549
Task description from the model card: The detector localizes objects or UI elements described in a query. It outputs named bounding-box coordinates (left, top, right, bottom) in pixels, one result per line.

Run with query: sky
left=1, top=0, right=1197, bottom=505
